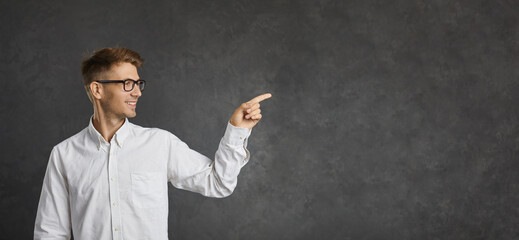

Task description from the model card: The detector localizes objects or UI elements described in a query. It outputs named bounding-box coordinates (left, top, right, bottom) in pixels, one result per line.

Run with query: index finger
left=247, top=93, right=272, bottom=105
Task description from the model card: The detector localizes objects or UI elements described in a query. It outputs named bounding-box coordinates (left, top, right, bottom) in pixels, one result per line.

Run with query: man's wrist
left=223, top=121, right=251, bottom=146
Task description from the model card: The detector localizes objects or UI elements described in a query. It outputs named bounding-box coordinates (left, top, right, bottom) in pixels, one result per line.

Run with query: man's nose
left=131, top=85, right=142, bottom=97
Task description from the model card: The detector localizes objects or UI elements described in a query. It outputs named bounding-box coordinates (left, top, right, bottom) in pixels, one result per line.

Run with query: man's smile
left=126, top=101, right=137, bottom=107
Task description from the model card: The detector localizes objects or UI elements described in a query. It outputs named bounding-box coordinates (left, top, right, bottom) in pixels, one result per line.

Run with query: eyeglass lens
left=123, top=80, right=145, bottom=91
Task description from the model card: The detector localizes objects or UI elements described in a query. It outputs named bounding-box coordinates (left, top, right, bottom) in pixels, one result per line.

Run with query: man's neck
left=92, top=110, right=125, bottom=143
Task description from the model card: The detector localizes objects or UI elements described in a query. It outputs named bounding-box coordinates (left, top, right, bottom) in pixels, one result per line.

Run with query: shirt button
left=240, top=136, right=244, bottom=139
left=114, top=227, right=119, bottom=231
left=111, top=177, right=115, bottom=181
left=110, top=152, right=113, bottom=156
left=113, top=202, right=117, bottom=206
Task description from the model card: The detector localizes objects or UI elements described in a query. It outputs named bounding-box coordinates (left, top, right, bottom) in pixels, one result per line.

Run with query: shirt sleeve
left=167, top=121, right=252, bottom=198
left=34, top=147, right=72, bottom=240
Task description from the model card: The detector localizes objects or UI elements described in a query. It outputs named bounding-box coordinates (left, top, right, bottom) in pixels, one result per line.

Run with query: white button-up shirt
left=34, top=118, right=251, bottom=240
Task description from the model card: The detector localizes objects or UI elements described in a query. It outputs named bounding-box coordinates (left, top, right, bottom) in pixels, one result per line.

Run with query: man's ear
left=90, top=82, right=103, bottom=100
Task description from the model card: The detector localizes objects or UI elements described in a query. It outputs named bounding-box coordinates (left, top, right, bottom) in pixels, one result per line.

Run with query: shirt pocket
left=131, top=172, right=165, bottom=208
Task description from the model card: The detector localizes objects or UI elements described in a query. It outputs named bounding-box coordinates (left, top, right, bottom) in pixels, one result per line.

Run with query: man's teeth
left=126, top=102, right=136, bottom=106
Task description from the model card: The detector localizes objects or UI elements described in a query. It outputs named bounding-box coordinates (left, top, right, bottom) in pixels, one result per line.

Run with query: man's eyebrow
left=124, top=78, right=141, bottom=81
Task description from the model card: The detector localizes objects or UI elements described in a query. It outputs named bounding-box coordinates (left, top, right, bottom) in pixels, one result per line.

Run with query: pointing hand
left=229, top=93, right=272, bottom=130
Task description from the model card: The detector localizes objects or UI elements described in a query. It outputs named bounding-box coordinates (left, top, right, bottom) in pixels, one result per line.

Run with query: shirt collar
left=88, top=116, right=131, bottom=150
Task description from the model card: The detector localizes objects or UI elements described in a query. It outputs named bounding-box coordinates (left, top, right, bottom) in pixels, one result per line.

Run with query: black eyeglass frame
left=95, top=79, right=146, bottom=92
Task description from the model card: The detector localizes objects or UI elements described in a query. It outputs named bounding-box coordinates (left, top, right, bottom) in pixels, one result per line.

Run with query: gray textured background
left=1, top=0, right=518, bottom=239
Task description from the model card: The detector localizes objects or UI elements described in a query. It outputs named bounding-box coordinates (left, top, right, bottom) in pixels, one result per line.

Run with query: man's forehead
left=106, top=62, right=140, bottom=79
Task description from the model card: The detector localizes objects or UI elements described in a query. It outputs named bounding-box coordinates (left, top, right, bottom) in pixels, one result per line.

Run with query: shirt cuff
left=223, top=121, right=252, bottom=146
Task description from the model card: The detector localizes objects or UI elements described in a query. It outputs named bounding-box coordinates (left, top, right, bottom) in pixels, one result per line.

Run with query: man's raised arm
left=167, top=93, right=272, bottom=197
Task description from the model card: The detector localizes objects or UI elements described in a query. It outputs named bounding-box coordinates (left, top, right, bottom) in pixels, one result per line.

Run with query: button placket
left=108, top=145, right=122, bottom=239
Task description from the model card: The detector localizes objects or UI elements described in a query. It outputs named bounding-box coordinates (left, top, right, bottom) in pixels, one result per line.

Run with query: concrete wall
left=1, top=0, right=518, bottom=239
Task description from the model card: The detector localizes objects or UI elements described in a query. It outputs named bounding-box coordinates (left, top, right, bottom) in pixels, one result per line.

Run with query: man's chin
left=124, top=111, right=137, bottom=119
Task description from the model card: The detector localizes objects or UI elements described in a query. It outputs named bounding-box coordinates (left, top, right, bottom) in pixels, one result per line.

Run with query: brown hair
left=81, top=47, right=144, bottom=102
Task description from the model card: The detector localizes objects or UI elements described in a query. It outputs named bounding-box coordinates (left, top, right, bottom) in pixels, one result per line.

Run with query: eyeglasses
left=95, top=79, right=146, bottom=92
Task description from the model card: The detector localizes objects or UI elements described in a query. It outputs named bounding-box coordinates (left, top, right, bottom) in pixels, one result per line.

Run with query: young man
left=34, top=47, right=271, bottom=239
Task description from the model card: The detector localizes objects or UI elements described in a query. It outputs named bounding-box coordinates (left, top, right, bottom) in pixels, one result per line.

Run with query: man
left=34, top=47, right=271, bottom=239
